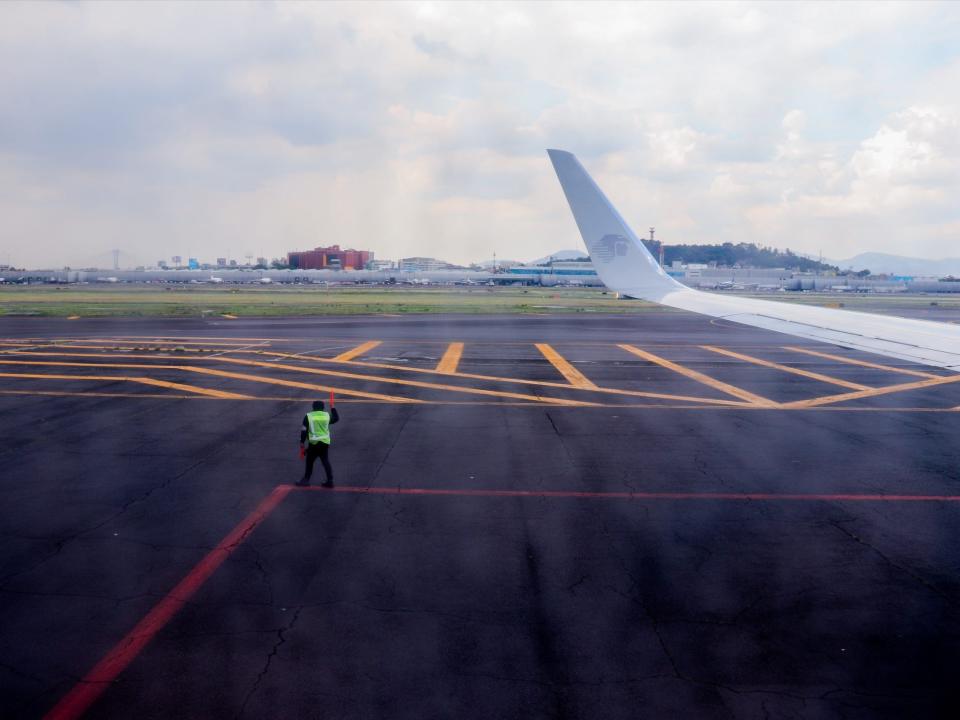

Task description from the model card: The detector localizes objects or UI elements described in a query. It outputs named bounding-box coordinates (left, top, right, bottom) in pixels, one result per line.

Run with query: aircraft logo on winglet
left=592, top=234, right=630, bottom=263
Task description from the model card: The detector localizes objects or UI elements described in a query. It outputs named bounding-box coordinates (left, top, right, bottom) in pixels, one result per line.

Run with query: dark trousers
left=304, top=442, right=333, bottom=482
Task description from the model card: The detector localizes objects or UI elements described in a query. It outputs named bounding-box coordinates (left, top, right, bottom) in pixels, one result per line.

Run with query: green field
left=0, top=285, right=661, bottom=317
left=2, top=284, right=959, bottom=318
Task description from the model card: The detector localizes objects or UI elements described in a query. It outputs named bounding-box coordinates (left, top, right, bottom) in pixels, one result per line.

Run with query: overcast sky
left=1, top=1, right=959, bottom=269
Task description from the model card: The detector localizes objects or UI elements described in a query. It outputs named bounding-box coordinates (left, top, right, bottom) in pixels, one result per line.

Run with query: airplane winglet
left=547, top=149, right=682, bottom=300
left=546, top=151, right=960, bottom=371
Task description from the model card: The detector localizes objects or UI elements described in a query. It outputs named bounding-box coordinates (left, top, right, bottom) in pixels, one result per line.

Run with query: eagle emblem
left=591, top=234, right=630, bottom=263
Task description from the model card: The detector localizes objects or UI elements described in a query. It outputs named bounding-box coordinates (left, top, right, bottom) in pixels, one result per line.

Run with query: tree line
left=640, top=241, right=838, bottom=272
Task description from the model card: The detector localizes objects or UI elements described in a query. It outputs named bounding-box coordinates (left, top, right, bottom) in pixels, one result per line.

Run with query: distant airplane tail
left=546, top=149, right=683, bottom=301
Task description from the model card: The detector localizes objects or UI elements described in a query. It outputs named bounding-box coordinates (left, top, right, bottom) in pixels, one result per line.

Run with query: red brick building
left=287, top=245, right=373, bottom=270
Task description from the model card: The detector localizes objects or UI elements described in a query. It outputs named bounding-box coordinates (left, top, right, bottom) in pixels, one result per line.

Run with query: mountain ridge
left=831, top=252, right=960, bottom=276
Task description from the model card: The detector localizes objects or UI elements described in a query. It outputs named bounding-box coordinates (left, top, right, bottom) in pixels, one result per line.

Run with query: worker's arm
left=330, top=408, right=340, bottom=425
left=300, top=414, right=308, bottom=445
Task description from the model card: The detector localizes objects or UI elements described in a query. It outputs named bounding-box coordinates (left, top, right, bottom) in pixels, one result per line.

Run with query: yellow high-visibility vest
left=306, top=410, right=331, bottom=445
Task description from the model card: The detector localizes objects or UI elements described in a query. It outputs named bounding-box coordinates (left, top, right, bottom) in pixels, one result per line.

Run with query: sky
left=1, top=1, right=959, bottom=270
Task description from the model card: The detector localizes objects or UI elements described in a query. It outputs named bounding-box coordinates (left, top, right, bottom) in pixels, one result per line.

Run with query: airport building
left=288, top=245, right=373, bottom=270
left=11, top=250, right=960, bottom=294
left=368, top=259, right=397, bottom=271
left=400, top=257, right=452, bottom=272
left=506, top=260, right=598, bottom=282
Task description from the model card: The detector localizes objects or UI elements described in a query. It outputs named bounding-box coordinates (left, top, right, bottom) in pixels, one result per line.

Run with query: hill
left=527, top=250, right=590, bottom=265
left=529, top=243, right=838, bottom=271
left=643, top=241, right=837, bottom=272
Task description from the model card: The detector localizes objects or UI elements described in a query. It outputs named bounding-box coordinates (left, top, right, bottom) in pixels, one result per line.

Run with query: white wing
left=547, top=149, right=960, bottom=371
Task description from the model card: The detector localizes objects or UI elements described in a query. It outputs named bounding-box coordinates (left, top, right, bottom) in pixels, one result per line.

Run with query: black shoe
left=320, top=480, right=334, bottom=488
left=295, top=479, right=310, bottom=487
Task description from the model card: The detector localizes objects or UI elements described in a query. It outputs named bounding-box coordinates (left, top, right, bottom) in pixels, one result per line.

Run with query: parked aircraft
left=547, top=149, right=960, bottom=370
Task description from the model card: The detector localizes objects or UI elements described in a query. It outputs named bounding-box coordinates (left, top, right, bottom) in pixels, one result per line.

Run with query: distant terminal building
left=400, top=257, right=451, bottom=272
left=288, top=245, right=373, bottom=270
left=507, top=260, right=598, bottom=279
left=368, top=259, right=397, bottom=271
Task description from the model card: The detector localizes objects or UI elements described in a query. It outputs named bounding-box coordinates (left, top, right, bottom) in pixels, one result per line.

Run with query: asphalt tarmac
left=2, top=311, right=960, bottom=719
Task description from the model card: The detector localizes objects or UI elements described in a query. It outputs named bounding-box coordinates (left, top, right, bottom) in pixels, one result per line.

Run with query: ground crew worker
left=296, top=400, right=339, bottom=488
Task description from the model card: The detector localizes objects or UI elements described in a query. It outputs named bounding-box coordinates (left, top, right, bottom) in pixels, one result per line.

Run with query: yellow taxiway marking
left=0, top=357, right=590, bottom=406
left=81, top=335, right=293, bottom=343
left=8, top=343, right=222, bottom=353
left=205, top=340, right=271, bottom=359
left=0, top=344, right=68, bottom=355
left=14, top=334, right=927, bottom=349
left=618, top=344, right=777, bottom=407
left=123, top=377, right=251, bottom=399
left=0, top=389, right=206, bottom=400
left=702, top=345, right=869, bottom=391
left=535, top=343, right=597, bottom=389
left=107, top=335, right=280, bottom=339
left=47, top=338, right=267, bottom=348
left=333, top=340, right=382, bottom=362
left=0, top=387, right=635, bottom=406
left=0, top=389, right=412, bottom=403
left=0, top=372, right=252, bottom=399
left=7, top=350, right=747, bottom=407
left=781, top=374, right=960, bottom=409
left=1, top=387, right=956, bottom=412
left=0, top=360, right=418, bottom=404
left=435, top=342, right=464, bottom=374
left=175, top=365, right=424, bottom=404
left=281, top=352, right=742, bottom=405
left=782, top=346, right=939, bottom=379
left=183, top=357, right=596, bottom=407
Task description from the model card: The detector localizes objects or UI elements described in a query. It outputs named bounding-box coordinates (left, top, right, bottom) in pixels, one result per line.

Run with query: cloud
left=0, top=1, right=958, bottom=268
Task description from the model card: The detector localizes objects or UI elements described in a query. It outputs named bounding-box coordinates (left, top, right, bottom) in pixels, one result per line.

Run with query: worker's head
left=312, top=400, right=325, bottom=411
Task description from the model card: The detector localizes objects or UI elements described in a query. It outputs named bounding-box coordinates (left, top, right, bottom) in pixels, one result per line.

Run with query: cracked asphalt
left=2, top=313, right=960, bottom=719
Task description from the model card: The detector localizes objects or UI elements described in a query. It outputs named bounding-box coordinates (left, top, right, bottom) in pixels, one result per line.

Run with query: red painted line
left=44, top=485, right=292, bottom=720
left=298, top=485, right=960, bottom=503
left=41, top=480, right=960, bottom=718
